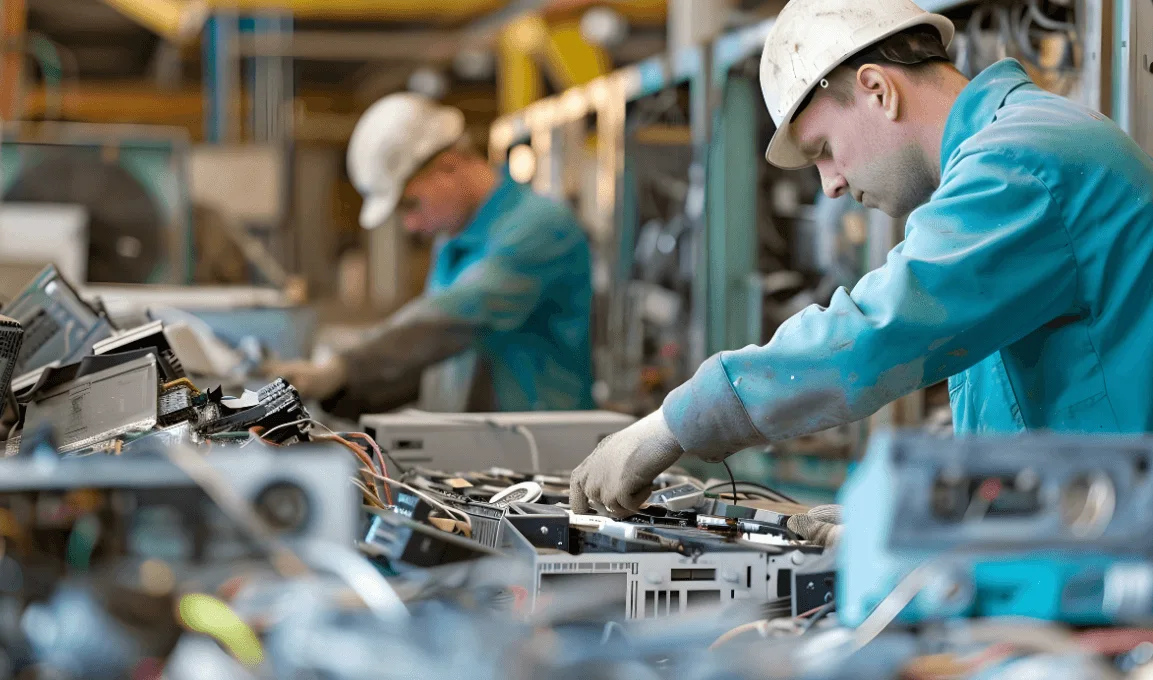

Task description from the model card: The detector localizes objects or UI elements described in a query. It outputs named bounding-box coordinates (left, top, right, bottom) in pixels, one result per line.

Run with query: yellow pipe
left=101, top=0, right=208, bottom=44
left=497, top=15, right=548, bottom=115
left=103, top=0, right=508, bottom=40
left=542, top=19, right=609, bottom=88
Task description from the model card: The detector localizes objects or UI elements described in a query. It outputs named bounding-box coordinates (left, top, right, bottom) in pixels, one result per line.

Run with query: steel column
left=706, top=75, right=759, bottom=355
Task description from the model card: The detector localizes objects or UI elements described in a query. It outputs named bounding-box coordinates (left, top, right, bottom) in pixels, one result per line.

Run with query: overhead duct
left=103, top=0, right=505, bottom=36
left=105, top=0, right=666, bottom=45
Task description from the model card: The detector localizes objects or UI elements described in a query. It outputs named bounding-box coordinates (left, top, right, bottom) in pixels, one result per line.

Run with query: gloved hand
left=786, top=505, right=843, bottom=547
left=264, top=356, right=348, bottom=400
left=569, top=409, right=685, bottom=518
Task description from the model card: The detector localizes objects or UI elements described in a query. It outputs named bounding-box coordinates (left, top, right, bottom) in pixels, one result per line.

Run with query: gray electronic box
left=360, top=410, right=635, bottom=472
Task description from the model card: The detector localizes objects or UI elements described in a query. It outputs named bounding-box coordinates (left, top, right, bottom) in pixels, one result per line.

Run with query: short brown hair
left=791, top=25, right=951, bottom=120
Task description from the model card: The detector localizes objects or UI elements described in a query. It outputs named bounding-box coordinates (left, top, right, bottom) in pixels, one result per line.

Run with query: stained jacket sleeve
left=662, top=150, right=1078, bottom=460
left=337, top=206, right=584, bottom=404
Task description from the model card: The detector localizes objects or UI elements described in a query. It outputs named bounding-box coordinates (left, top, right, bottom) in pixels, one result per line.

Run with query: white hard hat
left=760, top=0, right=954, bottom=169
left=347, top=93, right=466, bottom=229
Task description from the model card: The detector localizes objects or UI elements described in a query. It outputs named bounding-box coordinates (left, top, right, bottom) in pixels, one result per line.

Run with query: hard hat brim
left=764, top=13, right=955, bottom=170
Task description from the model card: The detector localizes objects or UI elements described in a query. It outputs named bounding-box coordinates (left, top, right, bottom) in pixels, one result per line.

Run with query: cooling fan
left=1, top=127, right=191, bottom=285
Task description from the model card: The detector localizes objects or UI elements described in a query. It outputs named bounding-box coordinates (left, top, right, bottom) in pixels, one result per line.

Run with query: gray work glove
left=264, top=356, right=349, bottom=400
left=569, top=409, right=685, bottom=518
left=786, top=505, right=844, bottom=547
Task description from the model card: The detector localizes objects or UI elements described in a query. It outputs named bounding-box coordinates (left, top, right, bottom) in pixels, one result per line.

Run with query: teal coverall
left=663, top=59, right=1153, bottom=458
left=331, top=170, right=595, bottom=417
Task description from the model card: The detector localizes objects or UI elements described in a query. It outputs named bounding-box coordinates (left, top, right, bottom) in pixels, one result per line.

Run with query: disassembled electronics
left=647, top=483, right=706, bottom=511
left=360, top=410, right=635, bottom=472
left=1, top=264, right=115, bottom=377
left=0, top=442, right=360, bottom=571
left=362, top=508, right=504, bottom=571
left=490, top=481, right=543, bottom=507
left=93, top=319, right=186, bottom=381
left=14, top=350, right=160, bottom=454
left=839, top=431, right=1153, bottom=627
left=194, top=378, right=311, bottom=445
left=8, top=353, right=310, bottom=454
left=0, top=314, right=23, bottom=412
left=352, top=461, right=825, bottom=621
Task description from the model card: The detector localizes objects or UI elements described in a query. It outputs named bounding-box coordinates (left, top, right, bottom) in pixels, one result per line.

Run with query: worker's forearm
left=663, top=287, right=940, bottom=460
left=661, top=355, right=768, bottom=461
left=338, top=299, right=477, bottom=396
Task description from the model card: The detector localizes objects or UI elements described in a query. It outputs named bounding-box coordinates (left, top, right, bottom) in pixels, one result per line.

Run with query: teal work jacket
left=663, top=59, right=1153, bottom=458
left=339, top=171, right=595, bottom=415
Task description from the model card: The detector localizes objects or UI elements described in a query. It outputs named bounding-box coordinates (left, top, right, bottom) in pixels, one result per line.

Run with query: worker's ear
left=856, top=64, right=900, bottom=122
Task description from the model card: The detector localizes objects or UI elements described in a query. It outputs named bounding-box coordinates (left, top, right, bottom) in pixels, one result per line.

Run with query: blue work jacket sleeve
left=663, top=150, right=1078, bottom=460
left=417, top=227, right=574, bottom=334
left=418, top=217, right=581, bottom=332
left=337, top=210, right=584, bottom=405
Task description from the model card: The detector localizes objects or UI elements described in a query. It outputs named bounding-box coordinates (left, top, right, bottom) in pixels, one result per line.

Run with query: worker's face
left=395, top=153, right=473, bottom=237
left=791, top=65, right=937, bottom=218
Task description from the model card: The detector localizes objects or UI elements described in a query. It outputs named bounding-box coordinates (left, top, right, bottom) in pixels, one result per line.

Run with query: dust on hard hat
left=759, top=0, right=955, bottom=170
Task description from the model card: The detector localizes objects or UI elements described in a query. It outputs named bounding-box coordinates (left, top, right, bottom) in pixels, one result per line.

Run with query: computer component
left=195, top=379, right=310, bottom=445
left=838, top=432, right=1153, bottom=628
left=12, top=350, right=160, bottom=454
left=790, top=548, right=837, bottom=617
left=532, top=546, right=810, bottom=620
left=361, top=507, right=503, bottom=571
left=93, top=320, right=185, bottom=380
left=490, top=481, right=542, bottom=508
left=1, top=264, right=115, bottom=376
left=446, top=498, right=506, bottom=549
left=696, top=515, right=792, bottom=538
left=622, top=506, right=698, bottom=529
left=647, top=483, right=705, bottom=512
left=359, top=410, right=635, bottom=472
left=573, top=525, right=676, bottom=554
left=0, top=314, right=23, bottom=413
left=506, top=510, right=569, bottom=551
left=0, top=442, right=359, bottom=575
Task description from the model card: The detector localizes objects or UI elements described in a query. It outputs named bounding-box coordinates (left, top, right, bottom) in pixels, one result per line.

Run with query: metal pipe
left=204, top=0, right=504, bottom=21
left=237, top=30, right=458, bottom=61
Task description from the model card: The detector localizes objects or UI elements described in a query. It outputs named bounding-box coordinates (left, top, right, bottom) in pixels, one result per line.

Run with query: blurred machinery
left=360, top=410, right=635, bottom=472
left=840, top=432, right=1153, bottom=627
left=0, top=123, right=193, bottom=286
left=486, top=0, right=1140, bottom=476
left=6, top=428, right=1153, bottom=679
left=1, top=265, right=115, bottom=379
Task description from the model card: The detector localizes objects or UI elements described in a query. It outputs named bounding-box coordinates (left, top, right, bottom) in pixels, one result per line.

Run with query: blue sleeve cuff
left=662, top=354, right=766, bottom=461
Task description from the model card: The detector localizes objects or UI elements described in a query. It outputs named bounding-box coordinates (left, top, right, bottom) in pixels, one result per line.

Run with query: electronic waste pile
left=2, top=266, right=1153, bottom=679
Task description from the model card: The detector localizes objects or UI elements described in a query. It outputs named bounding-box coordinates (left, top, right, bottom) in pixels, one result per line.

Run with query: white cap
left=760, top=0, right=954, bottom=169
left=347, top=93, right=466, bottom=229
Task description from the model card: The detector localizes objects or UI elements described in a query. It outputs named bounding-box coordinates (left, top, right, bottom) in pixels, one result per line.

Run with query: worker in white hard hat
left=269, top=93, right=595, bottom=418
left=570, top=0, right=1153, bottom=519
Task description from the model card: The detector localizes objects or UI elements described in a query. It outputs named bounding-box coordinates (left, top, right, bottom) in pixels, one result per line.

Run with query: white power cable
left=513, top=424, right=541, bottom=473
left=851, top=563, right=936, bottom=652
left=240, top=416, right=334, bottom=447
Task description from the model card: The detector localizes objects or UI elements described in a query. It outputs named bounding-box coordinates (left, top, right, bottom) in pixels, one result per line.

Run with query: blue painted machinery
left=837, top=431, right=1153, bottom=627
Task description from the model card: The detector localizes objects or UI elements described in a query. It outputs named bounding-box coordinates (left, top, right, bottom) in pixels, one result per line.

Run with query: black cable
left=800, top=600, right=836, bottom=634
left=706, top=480, right=798, bottom=505
left=380, top=447, right=408, bottom=475
left=722, top=460, right=739, bottom=506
